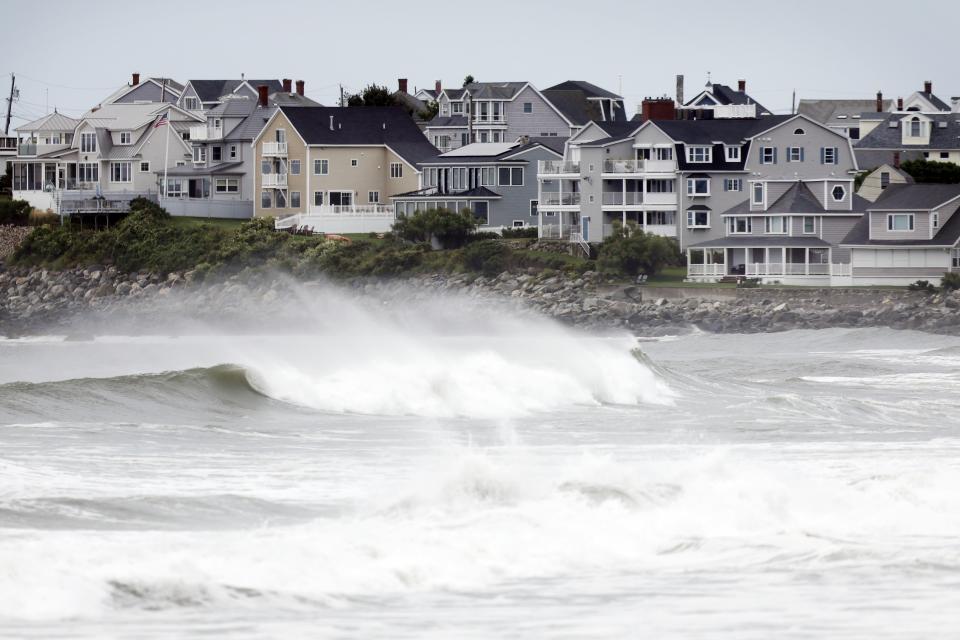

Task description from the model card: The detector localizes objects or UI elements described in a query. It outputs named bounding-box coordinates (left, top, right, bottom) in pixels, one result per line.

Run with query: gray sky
left=2, top=0, right=957, bottom=128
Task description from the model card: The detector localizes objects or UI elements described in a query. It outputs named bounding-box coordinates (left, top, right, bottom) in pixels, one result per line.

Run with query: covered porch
left=687, top=237, right=846, bottom=282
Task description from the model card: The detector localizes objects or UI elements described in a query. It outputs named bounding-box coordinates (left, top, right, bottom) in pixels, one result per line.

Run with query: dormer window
left=909, top=118, right=922, bottom=137
left=119, top=132, right=132, bottom=145
left=184, top=97, right=200, bottom=111
left=451, top=102, right=463, bottom=115
left=725, top=146, right=741, bottom=162
left=831, top=185, right=846, bottom=201
left=887, top=213, right=914, bottom=231
left=80, top=132, right=97, bottom=153
left=686, top=146, right=712, bottom=163
left=752, top=182, right=765, bottom=206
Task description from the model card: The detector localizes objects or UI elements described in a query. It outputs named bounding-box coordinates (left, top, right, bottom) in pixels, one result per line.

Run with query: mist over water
left=1, top=283, right=959, bottom=638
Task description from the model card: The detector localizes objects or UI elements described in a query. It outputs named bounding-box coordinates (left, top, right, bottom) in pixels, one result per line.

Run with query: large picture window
left=109, top=162, right=132, bottom=183
left=80, top=132, right=97, bottom=153
left=887, top=213, right=914, bottom=231
left=498, top=167, right=523, bottom=186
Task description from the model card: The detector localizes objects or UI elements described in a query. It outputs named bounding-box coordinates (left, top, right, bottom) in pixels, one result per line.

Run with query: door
left=582, top=216, right=590, bottom=242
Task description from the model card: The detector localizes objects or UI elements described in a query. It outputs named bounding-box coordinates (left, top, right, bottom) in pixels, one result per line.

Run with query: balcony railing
left=262, top=142, right=288, bottom=156
left=644, top=192, right=678, bottom=206
left=539, top=160, right=580, bottom=175
left=472, top=114, right=507, bottom=124
left=189, top=125, right=223, bottom=141
left=18, top=143, right=37, bottom=156
left=540, top=192, right=581, bottom=206
left=262, top=174, right=288, bottom=188
left=602, top=159, right=676, bottom=174
left=688, top=264, right=726, bottom=276
left=745, top=263, right=831, bottom=276
left=601, top=192, right=643, bottom=206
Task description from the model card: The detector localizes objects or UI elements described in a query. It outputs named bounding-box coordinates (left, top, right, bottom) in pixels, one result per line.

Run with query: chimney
left=398, top=78, right=408, bottom=94
left=676, top=74, right=685, bottom=105
left=435, top=80, right=442, bottom=94
left=897, top=97, right=904, bottom=111
left=641, top=97, right=676, bottom=122
left=876, top=91, right=883, bottom=112
left=893, top=151, right=901, bottom=169
left=738, top=79, right=746, bottom=92
left=329, top=115, right=334, bottom=131
left=296, top=80, right=304, bottom=96
left=132, top=72, right=140, bottom=86
left=257, top=85, right=269, bottom=107
left=282, top=78, right=292, bottom=93
left=924, top=80, right=932, bottom=94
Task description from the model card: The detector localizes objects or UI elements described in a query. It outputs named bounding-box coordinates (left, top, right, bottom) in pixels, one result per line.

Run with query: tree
left=463, top=75, right=475, bottom=87
left=392, top=208, right=478, bottom=249
left=901, top=159, right=960, bottom=184
left=0, top=162, right=11, bottom=193
left=596, top=224, right=680, bottom=277
left=418, top=100, right=439, bottom=121
left=346, top=84, right=396, bottom=107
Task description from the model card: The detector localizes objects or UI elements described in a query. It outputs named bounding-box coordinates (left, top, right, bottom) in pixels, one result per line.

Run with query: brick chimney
left=738, top=79, right=746, bottom=92
left=876, top=91, right=883, bottom=112
left=398, top=78, right=408, bottom=94
left=132, top=72, right=140, bottom=86
left=641, top=97, right=676, bottom=122
left=897, top=97, right=904, bottom=111
left=893, top=151, right=901, bottom=169
left=295, top=80, right=304, bottom=96
left=257, top=85, right=269, bottom=107
left=282, top=78, right=292, bottom=93
left=435, top=80, right=442, bottom=94
left=924, top=80, right=932, bottom=94
left=676, top=74, right=684, bottom=105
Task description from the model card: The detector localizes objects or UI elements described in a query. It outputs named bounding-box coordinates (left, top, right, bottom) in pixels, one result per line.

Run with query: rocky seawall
left=2, top=265, right=960, bottom=337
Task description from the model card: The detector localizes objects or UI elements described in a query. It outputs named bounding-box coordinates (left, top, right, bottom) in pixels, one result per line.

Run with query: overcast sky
left=2, top=0, right=957, bottom=128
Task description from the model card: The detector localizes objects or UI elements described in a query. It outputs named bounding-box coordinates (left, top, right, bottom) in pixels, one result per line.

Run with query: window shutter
left=800, top=147, right=805, bottom=162
left=773, top=147, right=778, bottom=164
left=820, top=148, right=825, bottom=164
left=832, top=147, right=839, bottom=164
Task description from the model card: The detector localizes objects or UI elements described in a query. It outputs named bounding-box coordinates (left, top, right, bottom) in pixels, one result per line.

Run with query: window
left=290, top=191, right=301, bottom=208
left=77, top=162, right=98, bottom=184
left=723, top=178, right=742, bottom=192
left=887, top=214, right=914, bottom=231
left=498, top=166, right=524, bottom=186
left=211, top=146, right=222, bottom=162
left=139, top=161, right=150, bottom=173
left=80, top=132, right=97, bottom=153
left=752, top=183, right=765, bottom=206
left=351, top=158, right=358, bottom=167
left=686, top=209, right=710, bottom=228
left=655, top=147, right=673, bottom=161
left=215, top=178, right=239, bottom=193
left=686, top=146, right=712, bottom=163
left=276, top=129, right=286, bottom=143
left=109, top=161, right=132, bottom=183
left=647, top=211, right=676, bottom=225
left=119, top=132, right=132, bottom=145
left=328, top=191, right=353, bottom=206
left=787, top=146, right=804, bottom=162
left=909, top=118, right=922, bottom=137
left=728, top=217, right=752, bottom=234
left=831, top=185, right=846, bottom=201
left=523, top=102, right=532, bottom=113
left=193, top=146, right=206, bottom=163
left=390, top=162, right=403, bottom=178
left=314, top=191, right=324, bottom=206
left=821, top=147, right=838, bottom=164
left=513, top=220, right=525, bottom=228
left=290, top=159, right=301, bottom=175
left=793, top=128, right=806, bottom=135
left=261, top=159, right=272, bottom=174
left=213, top=118, right=221, bottom=130
left=647, top=179, right=675, bottom=193
left=276, top=190, right=287, bottom=208
left=803, top=216, right=816, bottom=234
left=472, top=201, right=489, bottom=225
left=941, top=152, right=950, bottom=160
left=933, top=212, right=940, bottom=228
left=184, top=97, right=200, bottom=111
left=480, top=167, right=496, bottom=186
left=760, top=146, right=777, bottom=164
left=880, top=172, right=890, bottom=189
left=765, top=216, right=787, bottom=234
left=165, top=178, right=184, bottom=197
left=686, top=177, right=709, bottom=196
left=314, top=159, right=329, bottom=175
left=368, top=191, right=380, bottom=203
left=725, top=146, right=741, bottom=162
left=451, top=102, right=463, bottom=114
left=530, top=200, right=538, bottom=216
left=230, top=145, right=238, bottom=159
left=261, top=190, right=272, bottom=208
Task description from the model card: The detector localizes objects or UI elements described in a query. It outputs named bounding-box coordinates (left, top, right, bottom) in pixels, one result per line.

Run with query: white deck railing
left=601, top=192, right=643, bottom=205
left=262, top=142, right=288, bottom=155
left=262, top=174, right=287, bottom=188
left=540, top=192, right=581, bottom=206
left=687, top=264, right=726, bottom=276
left=538, top=160, right=580, bottom=175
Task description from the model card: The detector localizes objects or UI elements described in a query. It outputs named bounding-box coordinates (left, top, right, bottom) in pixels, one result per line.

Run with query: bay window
left=686, top=177, right=709, bottom=196
left=686, top=209, right=710, bottom=228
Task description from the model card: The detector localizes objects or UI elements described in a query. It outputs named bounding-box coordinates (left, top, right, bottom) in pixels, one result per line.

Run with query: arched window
left=793, top=128, right=806, bottom=135
left=910, top=118, right=922, bottom=137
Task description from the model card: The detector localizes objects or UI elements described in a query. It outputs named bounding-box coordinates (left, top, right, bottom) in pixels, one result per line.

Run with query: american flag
left=154, top=113, right=169, bottom=128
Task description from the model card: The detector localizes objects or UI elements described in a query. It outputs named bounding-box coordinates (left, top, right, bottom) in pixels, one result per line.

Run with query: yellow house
left=252, top=106, right=436, bottom=229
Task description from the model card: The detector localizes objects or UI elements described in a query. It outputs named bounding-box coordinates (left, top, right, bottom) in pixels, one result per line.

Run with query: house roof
left=463, top=82, right=527, bottom=100
left=392, top=185, right=502, bottom=199
left=720, top=182, right=870, bottom=216
left=162, top=161, right=246, bottom=177
left=206, top=97, right=258, bottom=117
left=542, top=80, right=626, bottom=125
left=688, top=235, right=832, bottom=248
left=545, top=80, right=623, bottom=101
left=841, top=205, right=960, bottom=248
left=915, top=91, right=951, bottom=112
left=15, top=112, right=80, bottom=133
left=268, top=92, right=323, bottom=107
left=425, top=115, right=469, bottom=128
left=278, top=106, right=438, bottom=166
left=863, top=183, right=960, bottom=210
left=798, top=99, right=894, bottom=127
left=225, top=107, right=276, bottom=141
left=856, top=112, right=960, bottom=150
left=81, top=102, right=192, bottom=128
left=653, top=115, right=794, bottom=145
left=188, top=79, right=283, bottom=103
left=686, top=84, right=772, bottom=115
left=417, top=139, right=562, bottom=165
left=519, top=136, right=567, bottom=155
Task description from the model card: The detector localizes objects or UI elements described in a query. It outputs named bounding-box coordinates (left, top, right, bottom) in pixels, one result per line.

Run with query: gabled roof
left=684, top=84, right=771, bottom=116
left=864, top=183, right=960, bottom=210
left=417, top=138, right=563, bottom=165
left=15, top=111, right=80, bottom=133
left=268, top=92, right=323, bottom=107
left=81, top=102, right=201, bottom=129
left=911, top=91, right=951, bottom=112
left=424, top=115, right=468, bottom=128
left=520, top=136, right=567, bottom=156
left=188, top=79, right=283, bottom=103
left=798, top=99, right=894, bottom=126
left=225, top=107, right=276, bottom=141
left=652, top=115, right=793, bottom=145
left=274, top=106, right=438, bottom=166
left=689, top=236, right=832, bottom=249
left=392, top=185, right=502, bottom=199
left=841, top=186, right=960, bottom=247
left=101, top=77, right=184, bottom=105
left=463, top=82, right=528, bottom=100
left=855, top=112, right=960, bottom=150
left=720, top=181, right=870, bottom=217
left=206, top=97, right=258, bottom=118
left=545, top=80, right=623, bottom=101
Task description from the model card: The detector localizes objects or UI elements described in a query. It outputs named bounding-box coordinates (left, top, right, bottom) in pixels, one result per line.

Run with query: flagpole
left=161, top=106, right=172, bottom=204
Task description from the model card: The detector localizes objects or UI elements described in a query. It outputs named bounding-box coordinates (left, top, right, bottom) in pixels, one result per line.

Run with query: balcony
left=472, top=114, right=507, bottom=125
left=262, top=142, right=288, bottom=156
left=540, top=192, right=581, bottom=206
left=644, top=192, right=678, bottom=206
left=189, top=125, right=223, bottom=141
left=538, top=160, right=580, bottom=176
left=602, top=159, right=676, bottom=175
left=601, top=192, right=643, bottom=206
left=262, top=173, right=288, bottom=188
left=18, top=143, right=37, bottom=156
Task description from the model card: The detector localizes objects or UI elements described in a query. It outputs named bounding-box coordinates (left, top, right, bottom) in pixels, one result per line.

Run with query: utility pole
left=791, top=89, right=796, bottom=115
left=4, top=73, right=15, bottom=135
left=468, top=94, right=474, bottom=143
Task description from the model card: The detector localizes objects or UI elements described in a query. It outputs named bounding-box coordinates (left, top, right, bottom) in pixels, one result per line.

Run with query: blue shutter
left=760, top=146, right=766, bottom=164
left=819, top=147, right=825, bottom=164
left=773, top=147, right=778, bottom=164
left=800, top=147, right=805, bottom=162
left=832, top=147, right=839, bottom=165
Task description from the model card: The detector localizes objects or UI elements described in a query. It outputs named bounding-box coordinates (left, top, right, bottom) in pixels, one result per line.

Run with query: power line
left=8, top=72, right=117, bottom=92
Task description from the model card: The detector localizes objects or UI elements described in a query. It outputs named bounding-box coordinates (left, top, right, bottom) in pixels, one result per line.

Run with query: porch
left=686, top=240, right=848, bottom=283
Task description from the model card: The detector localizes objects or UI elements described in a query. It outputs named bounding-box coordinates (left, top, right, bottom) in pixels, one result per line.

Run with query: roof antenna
left=241, top=72, right=245, bottom=81
left=705, top=71, right=712, bottom=89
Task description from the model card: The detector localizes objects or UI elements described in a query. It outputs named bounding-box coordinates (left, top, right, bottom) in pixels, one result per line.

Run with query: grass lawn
left=168, top=216, right=247, bottom=231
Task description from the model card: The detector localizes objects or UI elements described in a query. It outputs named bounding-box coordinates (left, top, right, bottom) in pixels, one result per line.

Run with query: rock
left=772, top=302, right=789, bottom=312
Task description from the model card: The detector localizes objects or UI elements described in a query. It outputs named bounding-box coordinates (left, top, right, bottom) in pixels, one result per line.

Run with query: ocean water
left=1, top=291, right=960, bottom=638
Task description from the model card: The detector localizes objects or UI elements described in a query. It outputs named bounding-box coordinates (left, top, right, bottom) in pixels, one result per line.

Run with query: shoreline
left=3, top=264, right=959, bottom=338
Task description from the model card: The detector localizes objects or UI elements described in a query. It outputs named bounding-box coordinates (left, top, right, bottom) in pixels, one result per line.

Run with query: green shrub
left=596, top=224, right=679, bottom=277
left=0, top=199, right=32, bottom=226
left=901, top=159, right=960, bottom=184
left=462, top=239, right=511, bottom=276
left=908, top=279, right=937, bottom=293
left=501, top=226, right=538, bottom=239
left=392, top=208, right=477, bottom=248
left=940, top=272, right=960, bottom=292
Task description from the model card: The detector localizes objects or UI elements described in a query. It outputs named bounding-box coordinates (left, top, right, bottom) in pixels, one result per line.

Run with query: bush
left=462, top=239, right=511, bottom=276
left=0, top=199, right=32, bottom=226
left=908, top=279, right=937, bottom=293
left=901, top=159, right=960, bottom=184
left=501, top=226, right=538, bottom=239
left=940, top=272, right=960, bottom=292
left=392, top=208, right=477, bottom=248
left=596, top=224, right=679, bottom=277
